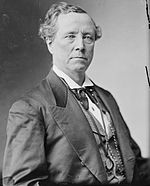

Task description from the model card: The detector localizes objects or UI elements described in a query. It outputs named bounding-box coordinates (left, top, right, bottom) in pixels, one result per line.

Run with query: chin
left=70, top=60, right=90, bottom=72
left=74, top=65, right=88, bottom=73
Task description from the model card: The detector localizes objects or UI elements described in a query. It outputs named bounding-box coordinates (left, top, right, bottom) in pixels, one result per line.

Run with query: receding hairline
left=56, top=12, right=96, bottom=26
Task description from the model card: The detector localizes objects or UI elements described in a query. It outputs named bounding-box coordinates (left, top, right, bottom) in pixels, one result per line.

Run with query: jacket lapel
left=46, top=70, right=107, bottom=183
left=94, top=85, right=135, bottom=182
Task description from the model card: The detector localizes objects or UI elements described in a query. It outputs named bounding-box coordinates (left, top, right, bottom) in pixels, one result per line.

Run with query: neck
left=53, top=64, right=86, bottom=86
left=65, top=70, right=85, bottom=86
left=53, top=65, right=85, bottom=86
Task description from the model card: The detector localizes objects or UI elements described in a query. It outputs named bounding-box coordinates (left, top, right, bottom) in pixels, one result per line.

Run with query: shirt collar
left=53, top=65, right=93, bottom=89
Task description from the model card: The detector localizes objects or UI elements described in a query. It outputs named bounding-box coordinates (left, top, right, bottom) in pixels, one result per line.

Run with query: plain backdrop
left=0, top=0, right=149, bottom=172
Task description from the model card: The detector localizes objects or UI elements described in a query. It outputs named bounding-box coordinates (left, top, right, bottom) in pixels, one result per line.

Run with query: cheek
left=56, top=43, right=72, bottom=57
left=87, top=46, right=94, bottom=57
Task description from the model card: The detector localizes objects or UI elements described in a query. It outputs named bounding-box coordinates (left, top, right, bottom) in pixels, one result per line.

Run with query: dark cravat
left=71, top=86, right=101, bottom=110
left=84, top=86, right=99, bottom=105
left=71, top=88, right=89, bottom=110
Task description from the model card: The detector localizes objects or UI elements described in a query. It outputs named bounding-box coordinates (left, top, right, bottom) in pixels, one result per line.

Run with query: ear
left=46, top=39, right=53, bottom=54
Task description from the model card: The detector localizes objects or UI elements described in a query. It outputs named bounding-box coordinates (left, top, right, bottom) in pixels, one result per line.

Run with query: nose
left=74, top=35, right=85, bottom=52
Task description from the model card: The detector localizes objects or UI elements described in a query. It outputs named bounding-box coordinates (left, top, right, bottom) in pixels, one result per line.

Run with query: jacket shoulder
left=94, top=84, right=112, bottom=97
left=94, top=84, right=120, bottom=110
left=12, top=78, right=54, bottom=111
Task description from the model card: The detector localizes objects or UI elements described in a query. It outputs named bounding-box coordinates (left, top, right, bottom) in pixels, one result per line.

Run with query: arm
left=110, top=93, right=150, bottom=184
left=3, top=99, right=49, bottom=186
left=128, top=129, right=150, bottom=184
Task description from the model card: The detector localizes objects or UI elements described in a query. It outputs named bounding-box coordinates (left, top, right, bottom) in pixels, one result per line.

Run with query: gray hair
left=39, top=2, right=102, bottom=43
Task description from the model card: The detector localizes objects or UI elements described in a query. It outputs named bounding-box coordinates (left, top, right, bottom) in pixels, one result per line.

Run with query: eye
left=65, top=34, right=76, bottom=39
left=83, top=35, right=94, bottom=43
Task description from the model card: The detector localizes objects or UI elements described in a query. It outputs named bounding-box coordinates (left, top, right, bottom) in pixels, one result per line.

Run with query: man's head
left=39, top=2, right=102, bottom=78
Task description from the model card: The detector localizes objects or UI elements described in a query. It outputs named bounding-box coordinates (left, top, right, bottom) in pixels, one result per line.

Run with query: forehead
left=56, top=12, right=95, bottom=34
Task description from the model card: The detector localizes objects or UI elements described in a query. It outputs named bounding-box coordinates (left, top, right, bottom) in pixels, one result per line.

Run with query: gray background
left=0, top=0, right=149, bottom=174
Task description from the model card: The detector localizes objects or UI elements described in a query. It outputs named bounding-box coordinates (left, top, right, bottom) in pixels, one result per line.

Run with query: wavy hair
left=39, top=2, right=102, bottom=43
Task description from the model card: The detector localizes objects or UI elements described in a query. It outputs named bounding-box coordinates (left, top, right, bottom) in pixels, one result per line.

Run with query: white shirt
left=53, top=65, right=110, bottom=133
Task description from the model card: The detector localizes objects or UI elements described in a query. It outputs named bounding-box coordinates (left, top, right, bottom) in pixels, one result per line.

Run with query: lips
left=71, top=57, right=87, bottom=60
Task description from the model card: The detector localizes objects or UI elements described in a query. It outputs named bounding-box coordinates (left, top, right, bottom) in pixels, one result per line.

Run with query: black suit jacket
left=3, top=69, right=149, bottom=186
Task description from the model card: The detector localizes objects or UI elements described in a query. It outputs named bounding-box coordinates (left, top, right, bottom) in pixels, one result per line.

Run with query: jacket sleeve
left=124, top=121, right=150, bottom=184
left=109, top=92, right=150, bottom=185
left=127, top=124, right=150, bottom=184
left=3, top=99, right=49, bottom=186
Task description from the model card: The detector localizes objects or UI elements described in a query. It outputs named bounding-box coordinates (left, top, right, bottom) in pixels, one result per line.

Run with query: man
left=3, top=2, right=150, bottom=186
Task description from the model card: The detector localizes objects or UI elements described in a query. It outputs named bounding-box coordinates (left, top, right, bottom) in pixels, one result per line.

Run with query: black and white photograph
left=0, top=0, right=150, bottom=185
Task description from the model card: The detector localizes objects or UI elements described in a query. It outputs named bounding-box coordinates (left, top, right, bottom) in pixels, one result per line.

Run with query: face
left=47, top=12, right=96, bottom=75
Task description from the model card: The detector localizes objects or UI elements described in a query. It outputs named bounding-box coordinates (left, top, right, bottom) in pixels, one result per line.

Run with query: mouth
left=71, top=57, right=87, bottom=60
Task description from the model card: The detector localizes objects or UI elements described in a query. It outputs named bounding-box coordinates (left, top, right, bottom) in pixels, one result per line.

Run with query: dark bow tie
left=71, top=86, right=99, bottom=110
left=71, top=88, right=89, bottom=110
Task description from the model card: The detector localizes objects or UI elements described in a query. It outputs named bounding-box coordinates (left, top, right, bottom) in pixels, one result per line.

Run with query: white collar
left=53, top=65, right=93, bottom=89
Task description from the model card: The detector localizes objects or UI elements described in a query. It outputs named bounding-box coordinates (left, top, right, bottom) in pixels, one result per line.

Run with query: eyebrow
left=65, top=31, right=94, bottom=35
left=64, top=31, right=77, bottom=35
left=83, top=32, right=94, bottom=35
